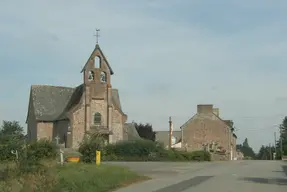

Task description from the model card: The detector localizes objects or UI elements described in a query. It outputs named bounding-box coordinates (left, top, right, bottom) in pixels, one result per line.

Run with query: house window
left=94, top=112, right=101, bottom=124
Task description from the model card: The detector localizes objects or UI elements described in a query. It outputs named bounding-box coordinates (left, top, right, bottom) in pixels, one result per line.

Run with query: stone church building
left=26, top=43, right=139, bottom=148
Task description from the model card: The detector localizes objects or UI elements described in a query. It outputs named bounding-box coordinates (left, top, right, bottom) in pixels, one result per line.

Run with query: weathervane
left=94, top=29, right=100, bottom=44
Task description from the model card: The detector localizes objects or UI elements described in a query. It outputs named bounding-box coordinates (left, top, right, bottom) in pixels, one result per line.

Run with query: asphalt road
left=107, top=160, right=287, bottom=192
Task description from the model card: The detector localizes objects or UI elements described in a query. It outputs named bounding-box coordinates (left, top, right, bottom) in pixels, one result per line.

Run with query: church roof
left=28, top=84, right=122, bottom=122
left=123, top=123, right=141, bottom=140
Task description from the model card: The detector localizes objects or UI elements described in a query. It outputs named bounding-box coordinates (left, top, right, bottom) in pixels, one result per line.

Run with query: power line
left=235, top=126, right=279, bottom=132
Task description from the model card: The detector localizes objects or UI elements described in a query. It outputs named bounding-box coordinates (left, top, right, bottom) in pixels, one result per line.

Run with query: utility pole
left=274, top=132, right=277, bottom=148
left=169, top=117, right=173, bottom=149
left=269, top=143, right=272, bottom=160
left=280, top=125, right=283, bottom=159
left=274, top=132, right=277, bottom=160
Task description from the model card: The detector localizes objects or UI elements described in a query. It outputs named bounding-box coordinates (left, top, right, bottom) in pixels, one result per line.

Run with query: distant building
left=155, top=104, right=237, bottom=160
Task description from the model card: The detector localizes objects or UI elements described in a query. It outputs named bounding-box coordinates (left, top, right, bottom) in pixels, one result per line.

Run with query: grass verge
left=0, top=162, right=149, bottom=192
left=54, top=163, right=149, bottom=192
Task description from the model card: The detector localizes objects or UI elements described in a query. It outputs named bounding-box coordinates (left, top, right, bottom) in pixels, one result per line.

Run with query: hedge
left=78, top=138, right=211, bottom=162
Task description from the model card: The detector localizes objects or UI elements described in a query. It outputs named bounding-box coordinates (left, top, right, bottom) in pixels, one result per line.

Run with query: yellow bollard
left=96, top=150, right=101, bottom=165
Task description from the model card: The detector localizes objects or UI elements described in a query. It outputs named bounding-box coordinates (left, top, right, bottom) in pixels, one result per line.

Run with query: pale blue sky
left=1, top=0, right=287, bottom=151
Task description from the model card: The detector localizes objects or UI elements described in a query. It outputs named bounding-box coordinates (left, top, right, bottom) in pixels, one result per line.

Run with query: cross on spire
left=94, top=29, right=100, bottom=44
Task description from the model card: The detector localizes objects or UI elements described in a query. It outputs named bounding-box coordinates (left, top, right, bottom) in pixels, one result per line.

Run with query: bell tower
left=81, top=31, right=114, bottom=136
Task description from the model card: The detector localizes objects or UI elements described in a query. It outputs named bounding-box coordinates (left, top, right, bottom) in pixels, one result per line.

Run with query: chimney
left=213, top=108, right=219, bottom=117
left=197, top=104, right=213, bottom=114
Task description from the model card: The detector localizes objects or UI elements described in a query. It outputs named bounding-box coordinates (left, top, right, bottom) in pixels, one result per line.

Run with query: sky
left=0, top=0, right=287, bottom=152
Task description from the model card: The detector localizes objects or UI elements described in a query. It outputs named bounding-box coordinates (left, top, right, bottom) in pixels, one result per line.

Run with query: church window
left=94, top=56, right=101, bottom=68
left=88, top=71, right=94, bottom=81
left=94, top=112, right=102, bottom=124
left=100, top=71, right=107, bottom=82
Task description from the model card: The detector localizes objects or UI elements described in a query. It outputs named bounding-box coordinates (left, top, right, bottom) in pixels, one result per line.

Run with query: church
left=26, top=42, right=140, bottom=148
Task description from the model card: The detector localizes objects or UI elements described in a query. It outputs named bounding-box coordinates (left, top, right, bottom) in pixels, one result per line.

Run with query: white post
left=60, top=149, right=64, bottom=166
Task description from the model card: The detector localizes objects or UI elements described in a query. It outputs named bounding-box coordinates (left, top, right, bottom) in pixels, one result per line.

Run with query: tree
left=134, top=123, right=156, bottom=141
left=256, top=145, right=275, bottom=160
left=0, top=120, right=24, bottom=139
left=276, top=116, right=287, bottom=159
left=0, top=120, right=25, bottom=160
left=237, top=138, right=256, bottom=159
left=243, top=138, right=249, bottom=147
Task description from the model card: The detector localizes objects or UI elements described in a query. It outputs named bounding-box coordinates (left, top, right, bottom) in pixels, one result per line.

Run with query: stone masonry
left=26, top=43, right=134, bottom=148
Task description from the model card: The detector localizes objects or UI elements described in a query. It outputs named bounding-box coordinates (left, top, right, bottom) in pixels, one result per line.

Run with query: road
left=107, top=160, right=287, bottom=192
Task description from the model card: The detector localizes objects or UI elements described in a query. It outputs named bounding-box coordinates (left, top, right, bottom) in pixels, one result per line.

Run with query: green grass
left=54, top=163, right=148, bottom=192
left=0, top=162, right=149, bottom=192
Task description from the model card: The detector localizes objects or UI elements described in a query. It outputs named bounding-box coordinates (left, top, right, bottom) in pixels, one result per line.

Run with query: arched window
left=88, top=71, right=94, bottom=81
left=94, top=112, right=101, bottom=124
left=94, top=56, right=101, bottom=68
left=100, top=71, right=107, bottom=82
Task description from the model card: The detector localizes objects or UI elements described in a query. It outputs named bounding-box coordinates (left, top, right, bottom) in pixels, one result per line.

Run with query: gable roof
left=81, top=44, right=114, bottom=75
left=180, top=109, right=234, bottom=131
left=123, top=123, right=141, bottom=140
left=180, top=114, right=197, bottom=130
left=27, top=84, right=123, bottom=122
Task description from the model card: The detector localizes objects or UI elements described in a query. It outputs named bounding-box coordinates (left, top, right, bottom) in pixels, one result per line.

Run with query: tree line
left=257, top=116, right=287, bottom=160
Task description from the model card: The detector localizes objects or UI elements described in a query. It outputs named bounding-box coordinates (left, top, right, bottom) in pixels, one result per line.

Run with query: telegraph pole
left=280, top=125, right=283, bottom=159
left=274, top=132, right=277, bottom=160
left=169, top=117, right=173, bottom=149
left=269, top=143, right=272, bottom=160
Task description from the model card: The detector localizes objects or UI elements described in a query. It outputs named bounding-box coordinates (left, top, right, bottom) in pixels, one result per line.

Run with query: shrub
left=105, top=139, right=164, bottom=158
left=78, top=133, right=106, bottom=163
left=26, top=139, right=58, bottom=161
left=183, top=150, right=211, bottom=161
left=0, top=136, right=24, bottom=161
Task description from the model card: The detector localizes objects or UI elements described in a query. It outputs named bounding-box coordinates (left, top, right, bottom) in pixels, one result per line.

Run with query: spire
left=94, top=29, right=100, bottom=45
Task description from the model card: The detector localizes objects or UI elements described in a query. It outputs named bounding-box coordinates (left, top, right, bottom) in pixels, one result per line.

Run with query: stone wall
left=71, top=104, right=85, bottom=148
left=112, top=108, right=123, bottom=142
left=182, top=113, right=230, bottom=154
left=37, top=122, right=53, bottom=140
left=91, top=99, right=107, bottom=126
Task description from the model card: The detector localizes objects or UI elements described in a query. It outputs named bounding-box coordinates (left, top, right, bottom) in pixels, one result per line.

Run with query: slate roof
left=28, top=84, right=123, bottom=122
left=123, top=123, right=141, bottom=140
left=155, top=130, right=182, bottom=147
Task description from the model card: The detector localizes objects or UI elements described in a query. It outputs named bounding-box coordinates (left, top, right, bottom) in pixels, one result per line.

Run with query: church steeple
left=81, top=31, right=114, bottom=85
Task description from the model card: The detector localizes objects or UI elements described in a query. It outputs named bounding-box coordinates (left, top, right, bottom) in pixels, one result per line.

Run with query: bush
left=105, top=140, right=164, bottom=158
left=0, top=135, right=25, bottom=161
left=79, top=136, right=211, bottom=162
left=78, top=133, right=106, bottom=163
left=179, top=150, right=211, bottom=161
left=27, top=139, right=58, bottom=161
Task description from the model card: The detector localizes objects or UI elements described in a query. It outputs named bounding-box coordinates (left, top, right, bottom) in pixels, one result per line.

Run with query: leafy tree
left=256, top=145, right=275, bottom=160
left=236, top=138, right=256, bottom=159
left=0, top=120, right=25, bottom=160
left=243, top=138, right=249, bottom=147
left=275, top=116, right=287, bottom=159
left=134, top=123, right=156, bottom=141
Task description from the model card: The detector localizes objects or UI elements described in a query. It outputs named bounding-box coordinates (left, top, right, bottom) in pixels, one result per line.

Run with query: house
left=180, top=104, right=237, bottom=160
left=26, top=43, right=140, bottom=148
left=155, top=104, right=237, bottom=160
